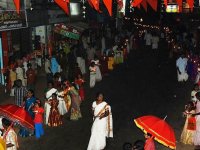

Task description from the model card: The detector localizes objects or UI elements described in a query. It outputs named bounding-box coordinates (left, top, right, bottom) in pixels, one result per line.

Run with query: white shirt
left=4, top=128, right=18, bottom=150
left=176, top=57, right=188, bottom=73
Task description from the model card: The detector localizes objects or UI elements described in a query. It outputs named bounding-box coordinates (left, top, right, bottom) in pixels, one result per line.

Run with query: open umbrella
left=0, top=104, right=34, bottom=130
left=134, top=115, right=176, bottom=149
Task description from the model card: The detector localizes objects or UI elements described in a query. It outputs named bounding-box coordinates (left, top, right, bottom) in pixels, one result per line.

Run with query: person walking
left=2, top=118, right=19, bottom=150
left=144, top=133, right=155, bottom=150
left=14, top=79, right=27, bottom=107
left=180, top=101, right=195, bottom=145
left=33, top=100, right=44, bottom=139
left=176, top=53, right=188, bottom=82
left=89, top=62, right=97, bottom=88
left=51, top=54, right=59, bottom=76
left=44, top=81, right=58, bottom=125
left=26, top=63, right=36, bottom=91
left=19, top=89, right=36, bottom=137
left=87, top=92, right=113, bottom=150
left=193, top=92, right=200, bottom=149
left=47, top=93, right=62, bottom=127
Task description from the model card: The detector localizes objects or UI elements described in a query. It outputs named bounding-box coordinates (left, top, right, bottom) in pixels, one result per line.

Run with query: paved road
left=0, top=43, right=194, bottom=150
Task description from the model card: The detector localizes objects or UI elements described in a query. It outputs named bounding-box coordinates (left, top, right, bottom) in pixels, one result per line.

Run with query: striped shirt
left=14, top=86, right=27, bottom=106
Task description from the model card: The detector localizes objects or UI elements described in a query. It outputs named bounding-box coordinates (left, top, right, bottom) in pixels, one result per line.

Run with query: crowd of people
left=1, top=17, right=200, bottom=150
left=0, top=22, right=136, bottom=150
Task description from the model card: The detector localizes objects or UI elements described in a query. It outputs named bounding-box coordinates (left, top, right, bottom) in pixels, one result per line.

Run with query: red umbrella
left=134, top=115, right=176, bottom=149
left=0, top=104, right=34, bottom=130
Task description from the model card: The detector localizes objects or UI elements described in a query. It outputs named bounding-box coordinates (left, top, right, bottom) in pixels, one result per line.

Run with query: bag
left=187, top=117, right=196, bottom=130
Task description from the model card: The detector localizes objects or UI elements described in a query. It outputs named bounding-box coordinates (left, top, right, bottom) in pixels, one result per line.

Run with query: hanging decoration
left=13, top=0, right=20, bottom=14
left=176, top=0, right=182, bottom=12
left=54, top=0, right=70, bottom=15
left=147, top=0, right=158, bottom=11
left=131, top=0, right=158, bottom=11
left=141, top=0, right=147, bottom=11
left=88, top=0, right=101, bottom=12
left=131, top=0, right=143, bottom=7
left=137, top=4, right=141, bottom=9
left=103, top=0, right=112, bottom=16
left=81, top=0, right=86, bottom=18
left=187, top=0, right=194, bottom=11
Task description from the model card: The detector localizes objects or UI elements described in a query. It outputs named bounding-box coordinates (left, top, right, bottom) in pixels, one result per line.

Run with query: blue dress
left=51, top=57, right=59, bottom=75
left=19, top=97, right=36, bottom=137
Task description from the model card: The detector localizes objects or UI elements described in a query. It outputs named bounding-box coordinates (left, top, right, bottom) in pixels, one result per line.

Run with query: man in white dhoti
left=45, top=82, right=58, bottom=125
left=176, top=53, right=188, bottom=82
left=87, top=93, right=113, bottom=150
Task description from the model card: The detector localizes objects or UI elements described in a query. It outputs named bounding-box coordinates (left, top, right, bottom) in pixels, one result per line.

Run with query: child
left=48, top=93, right=62, bottom=127
left=180, top=101, right=196, bottom=145
left=75, top=74, right=85, bottom=101
left=57, top=87, right=68, bottom=116
left=144, top=133, right=155, bottom=150
left=33, top=100, right=44, bottom=139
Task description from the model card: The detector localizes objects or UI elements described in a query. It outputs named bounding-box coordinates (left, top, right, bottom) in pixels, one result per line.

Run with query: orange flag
left=141, top=0, right=147, bottom=11
left=88, top=0, right=94, bottom=8
left=187, top=0, right=194, bottom=11
left=176, top=0, right=182, bottom=12
left=103, top=0, right=112, bottom=16
left=88, top=0, right=101, bottom=12
left=13, top=0, right=20, bottom=14
left=147, top=0, right=158, bottom=11
left=131, top=0, right=143, bottom=7
left=164, top=0, right=167, bottom=8
left=54, top=0, right=70, bottom=15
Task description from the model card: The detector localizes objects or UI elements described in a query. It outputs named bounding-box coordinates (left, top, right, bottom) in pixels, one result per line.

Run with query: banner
left=54, top=24, right=81, bottom=40
left=0, top=11, right=27, bottom=31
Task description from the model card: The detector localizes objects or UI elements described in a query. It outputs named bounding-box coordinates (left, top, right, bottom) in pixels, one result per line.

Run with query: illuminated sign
left=166, top=4, right=179, bottom=13
left=70, top=3, right=81, bottom=16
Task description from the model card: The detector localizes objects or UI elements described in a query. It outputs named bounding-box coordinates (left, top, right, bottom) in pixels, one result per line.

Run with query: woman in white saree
left=87, top=92, right=113, bottom=150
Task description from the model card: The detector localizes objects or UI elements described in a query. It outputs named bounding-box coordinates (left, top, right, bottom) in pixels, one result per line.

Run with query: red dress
left=48, top=99, right=62, bottom=127
left=75, top=79, right=85, bottom=101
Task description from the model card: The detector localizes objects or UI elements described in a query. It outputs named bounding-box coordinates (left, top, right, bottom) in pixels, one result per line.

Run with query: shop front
left=0, top=10, right=28, bottom=85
